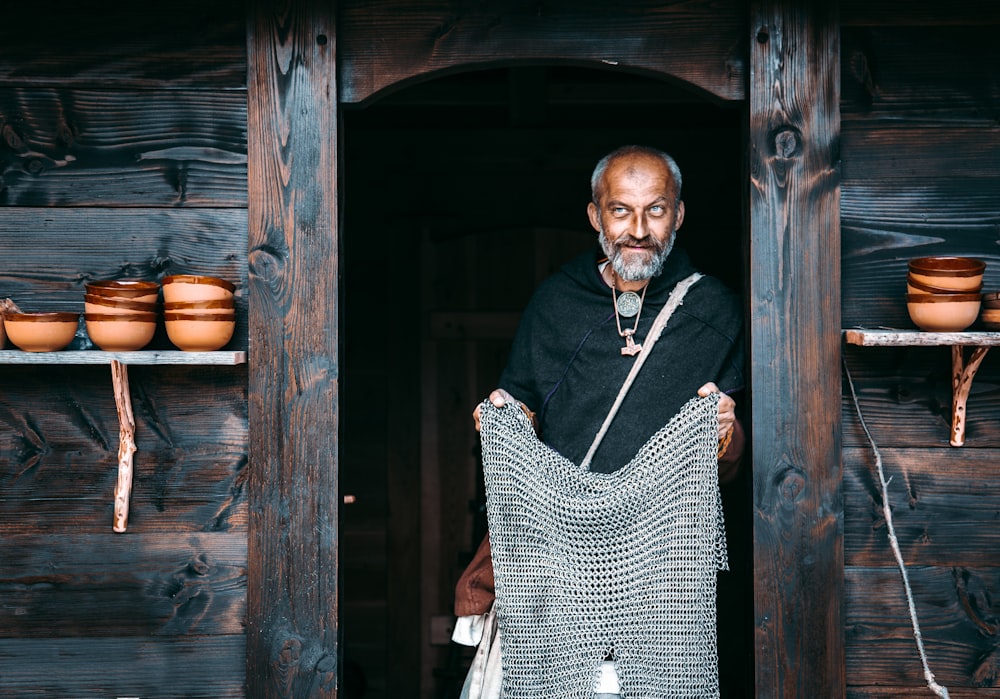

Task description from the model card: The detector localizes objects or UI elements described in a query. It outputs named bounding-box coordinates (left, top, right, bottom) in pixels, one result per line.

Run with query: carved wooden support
left=951, top=345, right=990, bottom=447
left=110, top=359, right=137, bottom=532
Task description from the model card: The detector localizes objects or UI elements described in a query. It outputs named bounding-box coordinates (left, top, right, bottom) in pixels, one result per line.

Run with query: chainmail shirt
left=479, top=393, right=727, bottom=698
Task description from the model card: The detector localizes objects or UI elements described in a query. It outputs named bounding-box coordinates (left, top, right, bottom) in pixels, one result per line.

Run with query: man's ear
left=587, top=201, right=601, bottom=232
left=675, top=200, right=685, bottom=230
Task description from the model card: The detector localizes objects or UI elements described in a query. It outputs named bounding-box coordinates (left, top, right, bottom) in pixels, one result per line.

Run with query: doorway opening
left=338, top=64, right=750, bottom=699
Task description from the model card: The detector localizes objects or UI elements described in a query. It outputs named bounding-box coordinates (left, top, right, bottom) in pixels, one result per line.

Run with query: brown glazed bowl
left=84, top=293, right=158, bottom=316
left=4, top=312, right=80, bottom=352
left=907, top=256, right=985, bottom=292
left=906, top=292, right=982, bottom=332
left=980, top=307, right=1000, bottom=330
left=86, top=279, right=161, bottom=304
left=162, top=298, right=235, bottom=314
left=161, top=275, right=236, bottom=303
left=981, top=291, right=1000, bottom=309
left=163, top=312, right=236, bottom=351
left=906, top=274, right=975, bottom=295
left=84, top=312, right=158, bottom=351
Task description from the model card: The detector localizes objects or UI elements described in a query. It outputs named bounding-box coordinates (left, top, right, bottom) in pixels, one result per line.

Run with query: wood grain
left=749, top=3, right=844, bottom=696
left=844, top=446, right=1000, bottom=566
left=0, top=532, right=246, bottom=637
left=846, top=566, right=1000, bottom=690
left=246, top=1, right=339, bottom=696
left=0, top=0, right=246, bottom=88
left=0, top=88, right=247, bottom=207
left=0, top=636, right=245, bottom=698
left=337, top=0, right=746, bottom=105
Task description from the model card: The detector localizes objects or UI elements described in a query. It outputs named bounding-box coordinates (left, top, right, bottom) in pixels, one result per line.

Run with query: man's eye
left=611, top=207, right=628, bottom=216
left=649, top=205, right=665, bottom=215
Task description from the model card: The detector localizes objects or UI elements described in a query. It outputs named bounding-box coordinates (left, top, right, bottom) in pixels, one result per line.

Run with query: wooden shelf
left=844, top=328, right=1000, bottom=347
left=844, top=328, right=997, bottom=446
left=0, top=349, right=246, bottom=365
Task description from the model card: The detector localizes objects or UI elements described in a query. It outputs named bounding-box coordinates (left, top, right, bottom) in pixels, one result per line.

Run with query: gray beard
left=599, top=228, right=674, bottom=282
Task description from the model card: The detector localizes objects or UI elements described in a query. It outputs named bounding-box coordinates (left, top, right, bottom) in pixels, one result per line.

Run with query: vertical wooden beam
left=247, top=1, right=339, bottom=697
left=749, top=2, right=844, bottom=697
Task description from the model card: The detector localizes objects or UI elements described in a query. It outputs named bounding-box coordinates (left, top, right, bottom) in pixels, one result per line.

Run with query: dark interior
left=339, top=64, right=751, bottom=698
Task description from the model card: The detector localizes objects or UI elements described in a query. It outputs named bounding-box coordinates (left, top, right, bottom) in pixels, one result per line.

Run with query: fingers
left=474, top=389, right=516, bottom=432
left=698, top=382, right=737, bottom=439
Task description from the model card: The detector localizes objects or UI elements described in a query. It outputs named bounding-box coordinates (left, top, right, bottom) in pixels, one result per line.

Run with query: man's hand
left=698, top=382, right=736, bottom=440
left=473, top=389, right=521, bottom=432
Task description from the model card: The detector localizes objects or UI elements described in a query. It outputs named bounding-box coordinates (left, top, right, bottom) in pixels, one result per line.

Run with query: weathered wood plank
left=0, top=636, right=245, bottom=698
left=842, top=27, right=1000, bottom=125
left=0, top=0, right=247, bottom=88
left=246, top=0, right=339, bottom=696
left=337, top=0, right=746, bottom=105
left=843, top=127, right=1000, bottom=181
left=846, top=566, right=1000, bottom=690
left=749, top=3, right=843, bottom=696
left=841, top=1, right=1000, bottom=26
left=0, top=88, right=247, bottom=206
left=844, top=446, right=1000, bottom=566
left=0, top=532, right=246, bottom=636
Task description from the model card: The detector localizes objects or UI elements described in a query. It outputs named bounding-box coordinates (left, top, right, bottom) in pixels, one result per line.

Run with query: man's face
left=587, top=154, right=685, bottom=282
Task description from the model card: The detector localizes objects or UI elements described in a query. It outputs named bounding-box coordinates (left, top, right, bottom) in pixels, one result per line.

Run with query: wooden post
left=110, top=359, right=136, bottom=533
left=246, top=1, right=339, bottom=696
left=749, top=2, right=844, bottom=696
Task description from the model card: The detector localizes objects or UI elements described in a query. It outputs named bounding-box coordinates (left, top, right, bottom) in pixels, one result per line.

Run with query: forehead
left=600, top=154, right=675, bottom=201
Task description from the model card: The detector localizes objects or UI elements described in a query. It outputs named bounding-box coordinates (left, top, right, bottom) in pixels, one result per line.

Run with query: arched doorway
left=338, top=64, right=750, bottom=698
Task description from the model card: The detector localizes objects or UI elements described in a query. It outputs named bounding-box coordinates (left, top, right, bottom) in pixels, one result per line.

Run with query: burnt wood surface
left=0, top=3, right=250, bottom=698
left=750, top=2, right=843, bottom=696
left=246, top=1, right=339, bottom=697
left=840, top=2, right=1000, bottom=695
left=0, top=637, right=246, bottom=698
left=337, top=0, right=747, bottom=105
left=0, top=89, right=248, bottom=207
left=0, top=0, right=246, bottom=88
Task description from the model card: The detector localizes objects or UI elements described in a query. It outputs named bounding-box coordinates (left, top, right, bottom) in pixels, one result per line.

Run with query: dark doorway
left=338, top=65, right=750, bottom=698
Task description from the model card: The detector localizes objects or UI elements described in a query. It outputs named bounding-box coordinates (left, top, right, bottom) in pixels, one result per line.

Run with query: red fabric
left=454, top=533, right=495, bottom=616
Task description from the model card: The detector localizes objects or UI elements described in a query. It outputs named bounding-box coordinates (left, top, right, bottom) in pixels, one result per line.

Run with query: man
left=473, top=144, right=745, bottom=474
left=457, top=145, right=746, bottom=698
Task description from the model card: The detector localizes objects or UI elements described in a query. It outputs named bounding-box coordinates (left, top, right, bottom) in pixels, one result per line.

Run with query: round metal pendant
left=616, top=291, right=642, bottom=318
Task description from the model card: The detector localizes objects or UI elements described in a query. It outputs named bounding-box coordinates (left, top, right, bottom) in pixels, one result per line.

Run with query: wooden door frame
left=243, top=1, right=844, bottom=696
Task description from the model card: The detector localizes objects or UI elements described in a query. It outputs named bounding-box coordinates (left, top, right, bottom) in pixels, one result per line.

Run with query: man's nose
left=631, top=214, right=650, bottom=240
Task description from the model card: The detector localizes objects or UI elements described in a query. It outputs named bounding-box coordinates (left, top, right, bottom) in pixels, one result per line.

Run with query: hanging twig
left=843, top=357, right=949, bottom=698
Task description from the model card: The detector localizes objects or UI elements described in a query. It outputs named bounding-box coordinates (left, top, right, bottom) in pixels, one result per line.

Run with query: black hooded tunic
left=499, top=245, right=745, bottom=474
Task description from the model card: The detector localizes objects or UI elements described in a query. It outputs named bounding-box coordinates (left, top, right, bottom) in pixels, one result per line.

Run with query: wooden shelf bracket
left=110, top=359, right=137, bottom=532
left=951, top=345, right=990, bottom=447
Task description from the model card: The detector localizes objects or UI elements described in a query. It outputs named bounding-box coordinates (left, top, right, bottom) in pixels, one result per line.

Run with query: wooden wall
left=0, top=2, right=249, bottom=697
left=840, top=2, right=1000, bottom=696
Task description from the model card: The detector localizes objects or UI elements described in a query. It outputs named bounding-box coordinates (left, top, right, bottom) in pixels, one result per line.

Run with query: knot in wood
left=773, top=126, right=801, bottom=159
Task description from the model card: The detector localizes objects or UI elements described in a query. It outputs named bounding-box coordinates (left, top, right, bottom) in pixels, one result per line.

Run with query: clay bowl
left=980, top=307, right=1000, bottom=330
left=84, top=293, right=158, bottom=316
left=981, top=291, right=1000, bottom=309
left=906, top=274, right=976, bottom=296
left=163, top=312, right=236, bottom=351
left=86, top=280, right=161, bottom=304
left=906, top=292, right=982, bottom=332
left=163, top=298, right=235, bottom=315
left=84, top=312, right=158, bottom=351
left=161, top=275, right=236, bottom=303
left=907, top=256, right=985, bottom=292
left=4, top=312, right=79, bottom=352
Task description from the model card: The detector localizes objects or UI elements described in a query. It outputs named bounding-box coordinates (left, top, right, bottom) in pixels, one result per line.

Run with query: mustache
left=612, top=236, right=663, bottom=250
